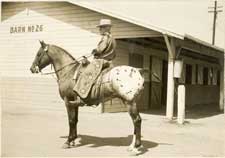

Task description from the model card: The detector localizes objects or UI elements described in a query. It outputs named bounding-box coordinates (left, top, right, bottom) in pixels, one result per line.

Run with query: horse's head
left=30, top=40, right=51, bottom=73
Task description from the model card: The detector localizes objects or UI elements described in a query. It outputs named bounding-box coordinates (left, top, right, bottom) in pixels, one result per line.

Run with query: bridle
left=35, top=45, right=78, bottom=75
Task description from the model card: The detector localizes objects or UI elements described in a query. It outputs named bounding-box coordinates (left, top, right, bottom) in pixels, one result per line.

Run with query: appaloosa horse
left=30, top=41, right=145, bottom=155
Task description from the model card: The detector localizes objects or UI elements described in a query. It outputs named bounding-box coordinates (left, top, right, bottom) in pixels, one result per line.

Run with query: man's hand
left=81, top=56, right=90, bottom=65
left=91, top=49, right=97, bottom=55
left=92, top=49, right=100, bottom=59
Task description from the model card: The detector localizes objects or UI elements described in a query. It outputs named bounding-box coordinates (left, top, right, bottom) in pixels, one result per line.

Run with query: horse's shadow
left=71, top=134, right=159, bottom=155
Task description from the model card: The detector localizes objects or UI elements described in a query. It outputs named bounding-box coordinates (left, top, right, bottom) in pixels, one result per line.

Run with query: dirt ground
left=1, top=103, right=225, bottom=157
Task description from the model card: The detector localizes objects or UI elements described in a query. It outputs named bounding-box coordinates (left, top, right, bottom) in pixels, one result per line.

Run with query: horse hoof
left=127, top=145, right=134, bottom=152
left=129, top=149, right=141, bottom=156
left=71, top=141, right=76, bottom=147
left=128, top=145, right=144, bottom=156
left=62, top=143, right=70, bottom=149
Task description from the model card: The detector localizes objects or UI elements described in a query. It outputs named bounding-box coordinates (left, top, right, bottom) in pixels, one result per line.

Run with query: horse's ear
left=39, top=40, right=46, bottom=48
left=39, top=40, right=42, bottom=45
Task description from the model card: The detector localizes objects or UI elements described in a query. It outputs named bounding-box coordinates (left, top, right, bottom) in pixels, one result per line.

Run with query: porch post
left=219, top=56, right=224, bottom=111
left=0, top=2, right=2, bottom=22
left=163, top=35, right=176, bottom=120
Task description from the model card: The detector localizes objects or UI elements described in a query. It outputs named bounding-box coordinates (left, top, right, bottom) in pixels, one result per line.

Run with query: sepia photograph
left=0, top=0, right=225, bottom=157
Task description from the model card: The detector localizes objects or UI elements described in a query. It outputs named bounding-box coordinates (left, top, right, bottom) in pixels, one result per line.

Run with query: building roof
left=69, top=0, right=184, bottom=39
left=1, top=0, right=224, bottom=52
left=68, top=0, right=224, bottom=52
left=185, top=34, right=224, bottom=52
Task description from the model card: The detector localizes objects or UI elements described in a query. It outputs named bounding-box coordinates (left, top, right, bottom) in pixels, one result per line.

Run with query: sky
left=76, top=0, right=225, bottom=48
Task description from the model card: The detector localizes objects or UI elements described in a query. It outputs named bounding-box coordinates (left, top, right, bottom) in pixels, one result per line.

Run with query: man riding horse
left=30, top=22, right=144, bottom=153
left=92, top=19, right=117, bottom=61
left=71, top=19, right=117, bottom=106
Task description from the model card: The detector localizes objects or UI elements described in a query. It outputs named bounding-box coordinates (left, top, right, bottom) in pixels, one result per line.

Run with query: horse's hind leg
left=126, top=101, right=143, bottom=154
left=62, top=97, right=79, bottom=148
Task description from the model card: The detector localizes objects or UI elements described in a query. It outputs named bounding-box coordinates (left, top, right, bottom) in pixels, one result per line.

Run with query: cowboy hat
left=96, top=19, right=112, bottom=27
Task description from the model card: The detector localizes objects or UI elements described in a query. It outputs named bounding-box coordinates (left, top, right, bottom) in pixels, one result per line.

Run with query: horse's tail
left=110, top=66, right=144, bottom=102
left=136, top=68, right=148, bottom=77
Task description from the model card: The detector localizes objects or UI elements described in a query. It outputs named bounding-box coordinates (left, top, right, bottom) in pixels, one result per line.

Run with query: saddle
left=73, top=59, right=107, bottom=99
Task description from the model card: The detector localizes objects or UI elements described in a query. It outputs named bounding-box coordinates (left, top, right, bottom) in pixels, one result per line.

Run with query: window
left=129, top=53, right=143, bottom=68
left=185, top=64, right=192, bottom=84
left=212, top=68, right=217, bottom=85
left=195, top=65, right=198, bottom=84
left=203, top=67, right=209, bottom=85
left=217, top=70, right=220, bottom=86
left=198, top=65, right=204, bottom=85
left=209, top=68, right=213, bottom=85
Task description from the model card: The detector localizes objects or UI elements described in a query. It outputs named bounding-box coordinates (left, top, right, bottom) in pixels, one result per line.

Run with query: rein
left=41, top=61, right=78, bottom=75
left=37, top=44, right=93, bottom=76
left=40, top=52, right=92, bottom=76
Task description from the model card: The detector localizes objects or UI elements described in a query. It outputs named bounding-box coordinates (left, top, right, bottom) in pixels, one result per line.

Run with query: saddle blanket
left=73, top=59, right=104, bottom=99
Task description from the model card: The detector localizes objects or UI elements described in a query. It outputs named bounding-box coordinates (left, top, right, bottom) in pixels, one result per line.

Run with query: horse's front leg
left=62, top=97, right=79, bottom=148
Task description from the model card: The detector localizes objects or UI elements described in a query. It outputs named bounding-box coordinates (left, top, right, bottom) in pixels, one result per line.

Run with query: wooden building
left=0, top=1, right=224, bottom=116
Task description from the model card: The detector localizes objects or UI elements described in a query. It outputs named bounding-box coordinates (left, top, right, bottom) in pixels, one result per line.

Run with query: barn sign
left=10, top=25, right=43, bottom=34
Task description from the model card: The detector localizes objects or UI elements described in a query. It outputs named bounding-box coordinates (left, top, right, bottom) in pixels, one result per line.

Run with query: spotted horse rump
left=110, top=65, right=144, bottom=101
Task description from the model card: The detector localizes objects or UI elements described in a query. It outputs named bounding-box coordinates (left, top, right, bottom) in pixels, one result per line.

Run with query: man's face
left=99, top=26, right=111, bottom=35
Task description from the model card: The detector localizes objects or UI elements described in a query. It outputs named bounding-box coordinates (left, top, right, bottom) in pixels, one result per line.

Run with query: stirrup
left=91, top=105, right=98, bottom=108
left=69, top=97, right=85, bottom=106
left=69, top=100, right=78, bottom=105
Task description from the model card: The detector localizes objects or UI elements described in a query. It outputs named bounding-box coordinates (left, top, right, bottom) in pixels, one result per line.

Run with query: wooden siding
left=2, top=2, right=161, bottom=38
left=1, top=76, right=62, bottom=111
left=185, top=85, right=219, bottom=107
left=0, top=7, right=101, bottom=76
left=0, top=1, right=161, bottom=77
left=1, top=1, right=160, bottom=113
left=0, top=76, right=102, bottom=113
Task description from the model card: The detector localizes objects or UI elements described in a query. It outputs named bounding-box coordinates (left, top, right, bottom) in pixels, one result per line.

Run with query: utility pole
left=208, top=0, right=223, bottom=45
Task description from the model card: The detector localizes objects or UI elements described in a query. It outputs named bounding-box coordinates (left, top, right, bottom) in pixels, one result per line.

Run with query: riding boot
left=69, top=96, right=85, bottom=107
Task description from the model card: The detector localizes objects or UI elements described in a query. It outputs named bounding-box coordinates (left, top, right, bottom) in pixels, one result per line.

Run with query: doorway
left=149, top=56, right=167, bottom=109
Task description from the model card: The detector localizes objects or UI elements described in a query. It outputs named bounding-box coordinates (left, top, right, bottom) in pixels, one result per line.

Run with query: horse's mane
left=51, top=45, right=76, bottom=61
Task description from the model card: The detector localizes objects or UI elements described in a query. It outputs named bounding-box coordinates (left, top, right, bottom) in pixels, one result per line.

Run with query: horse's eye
left=37, top=52, right=41, bottom=57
